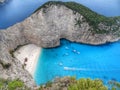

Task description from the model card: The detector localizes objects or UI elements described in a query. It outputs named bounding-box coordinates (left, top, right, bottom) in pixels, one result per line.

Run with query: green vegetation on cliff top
left=39, top=77, right=120, bottom=90
left=35, top=1, right=119, bottom=28
left=1, top=77, right=120, bottom=90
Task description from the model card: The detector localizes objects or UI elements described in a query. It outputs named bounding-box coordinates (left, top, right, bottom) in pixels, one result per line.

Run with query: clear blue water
left=0, top=0, right=44, bottom=29
left=35, top=40, right=120, bottom=85
left=33, top=0, right=120, bottom=85
left=0, top=0, right=120, bottom=87
left=0, top=0, right=120, bottom=29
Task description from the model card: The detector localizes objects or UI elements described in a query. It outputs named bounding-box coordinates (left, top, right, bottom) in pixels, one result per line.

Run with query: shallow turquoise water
left=0, top=0, right=120, bottom=87
left=34, top=39, right=120, bottom=85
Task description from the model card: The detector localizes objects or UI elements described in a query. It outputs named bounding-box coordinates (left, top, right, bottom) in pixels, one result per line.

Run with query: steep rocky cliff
left=19, top=1, right=120, bottom=48
left=0, top=1, right=120, bottom=88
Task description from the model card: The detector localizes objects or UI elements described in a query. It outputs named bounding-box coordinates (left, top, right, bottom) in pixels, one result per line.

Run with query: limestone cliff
left=20, top=1, right=120, bottom=48
left=0, top=1, right=120, bottom=88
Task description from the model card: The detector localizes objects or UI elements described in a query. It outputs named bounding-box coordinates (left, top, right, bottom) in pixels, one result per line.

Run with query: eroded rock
left=0, top=1, right=120, bottom=88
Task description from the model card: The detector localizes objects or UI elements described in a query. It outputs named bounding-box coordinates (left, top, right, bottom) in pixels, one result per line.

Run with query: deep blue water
left=0, top=0, right=120, bottom=88
left=0, top=0, right=120, bottom=29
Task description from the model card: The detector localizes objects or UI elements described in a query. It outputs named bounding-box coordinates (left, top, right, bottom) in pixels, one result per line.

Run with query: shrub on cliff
left=0, top=78, right=29, bottom=90
left=8, top=79, right=24, bottom=90
left=39, top=77, right=108, bottom=90
left=39, top=77, right=120, bottom=90
left=68, top=78, right=107, bottom=90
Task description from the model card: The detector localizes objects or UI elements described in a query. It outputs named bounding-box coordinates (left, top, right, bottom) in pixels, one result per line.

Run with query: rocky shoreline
left=0, top=1, right=120, bottom=89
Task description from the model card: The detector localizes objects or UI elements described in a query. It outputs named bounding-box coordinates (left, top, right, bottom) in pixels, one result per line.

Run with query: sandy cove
left=14, top=44, right=41, bottom=77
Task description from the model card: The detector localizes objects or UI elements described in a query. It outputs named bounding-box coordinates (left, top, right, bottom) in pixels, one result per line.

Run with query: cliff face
left=24, top=4, right=91, bottom=47
left=0, top=24, right=35, bottom=88
left=0, top=1, right=120, bottom=88
left=19, top=2, right=120, bottom=47
left=17, top=4, right=120, bottom=47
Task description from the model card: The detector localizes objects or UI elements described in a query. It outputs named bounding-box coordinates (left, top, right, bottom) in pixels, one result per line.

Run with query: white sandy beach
left=14, top=44, right=41, bottom=77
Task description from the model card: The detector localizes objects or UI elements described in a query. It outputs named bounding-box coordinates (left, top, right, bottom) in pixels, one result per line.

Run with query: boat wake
left=64, top=67, right=86, bottom=71
left=63, top=66, right=120, bottom=72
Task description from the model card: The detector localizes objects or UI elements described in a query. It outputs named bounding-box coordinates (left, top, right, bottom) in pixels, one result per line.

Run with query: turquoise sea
left=35, top=39, right=120, bottom=85
left=0, top=0, right=120, bottom=87
left=33, top=0, right=120, bottom=85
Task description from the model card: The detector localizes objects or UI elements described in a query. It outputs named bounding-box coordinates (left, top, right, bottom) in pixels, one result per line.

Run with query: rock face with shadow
left=0, top=1, right=120, bottom=88
left=20, top=2, right=120, bottom=48
left=0, top=24, right=35, bottom=88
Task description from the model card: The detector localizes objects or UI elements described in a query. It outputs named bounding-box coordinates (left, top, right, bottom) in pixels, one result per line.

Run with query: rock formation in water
left=0, top=1, right=120, bottom=88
